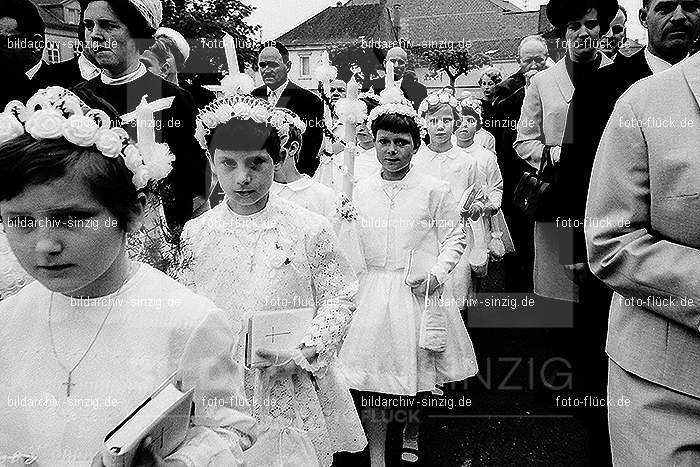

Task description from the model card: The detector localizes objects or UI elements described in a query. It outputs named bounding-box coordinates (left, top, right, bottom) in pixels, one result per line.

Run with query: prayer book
left=102, top=372, right=193, bottom=467
left=245, top=308, right=315, bottom=367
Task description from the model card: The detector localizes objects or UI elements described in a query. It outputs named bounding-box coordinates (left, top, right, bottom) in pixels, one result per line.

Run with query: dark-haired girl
left=338, top=92, right=478, bottom=467
left=183, top=96, right=366, bottom=466
left=0, top=88, right=255, bottom=466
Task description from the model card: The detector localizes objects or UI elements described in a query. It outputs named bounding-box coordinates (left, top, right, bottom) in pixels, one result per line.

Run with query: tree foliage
left=416, top=46, right=492, bottom=87
left=161, top=0, right=260, bottom=83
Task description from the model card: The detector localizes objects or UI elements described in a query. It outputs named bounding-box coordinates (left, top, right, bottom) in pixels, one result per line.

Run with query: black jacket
left=74, top=72, right=208, bottom=233
left=252, top=81, right=324, bottom=176
left=558, top=49, right=653, bottom=264
left=369, top=75, right=427, bottom=111
left=32, top=56, right=86, bottom=90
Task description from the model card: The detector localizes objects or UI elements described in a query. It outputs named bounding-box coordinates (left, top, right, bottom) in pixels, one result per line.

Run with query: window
left=65, top=8, right=81, bottom=25
left=300, top=55, right=310, bottom=77
left=46, top=42, right=60, bottom=63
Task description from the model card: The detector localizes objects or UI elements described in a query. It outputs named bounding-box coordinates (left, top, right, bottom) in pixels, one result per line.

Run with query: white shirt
left=26, top=61, right=42, bottom=80
left=267, top=80, right=289, bottom=105
left=461, top=143, right=503, bottom=208
left=0, top=263, right=254, bottom=466
left=78, top=54, right=101, bottom=81
left=270, top=175, right=337, bottom=219
left=644, top=48, right=676, bottom=74
left=412, top=144, right=477, bottom=201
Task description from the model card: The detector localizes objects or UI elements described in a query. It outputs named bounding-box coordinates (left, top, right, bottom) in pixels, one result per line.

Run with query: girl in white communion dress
left=0, top=88, right=255, bottom=467
left=183, top=96, right=367, bottom=466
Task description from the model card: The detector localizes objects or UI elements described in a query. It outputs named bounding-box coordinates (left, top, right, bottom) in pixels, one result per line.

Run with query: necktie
left=268, top=89, right=277, bottom=105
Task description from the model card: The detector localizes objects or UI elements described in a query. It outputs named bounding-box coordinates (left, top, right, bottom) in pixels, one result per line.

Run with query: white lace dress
left=0, top=230, right=33, bottom=301
left=181, top=196, right=367, bottom=466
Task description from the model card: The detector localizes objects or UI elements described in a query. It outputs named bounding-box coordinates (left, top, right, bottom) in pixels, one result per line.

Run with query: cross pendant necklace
left=382, top=185, right=404, bottom=209
left=48, top=265, right=131, bottom=397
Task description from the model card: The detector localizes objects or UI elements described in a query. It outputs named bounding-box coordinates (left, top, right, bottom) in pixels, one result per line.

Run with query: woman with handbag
left=513, top=0, right=617, bottom=305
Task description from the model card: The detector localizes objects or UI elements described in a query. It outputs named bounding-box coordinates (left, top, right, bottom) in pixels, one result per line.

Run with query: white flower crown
left=366, top=87, right=426, bottom=131
left=0, top=87, right=173, bottom=190
left=418, top=91, right=462, bottom=117
left=195, top=95, right=304, bottom=151
left=459, top=95, right=483, bottom=119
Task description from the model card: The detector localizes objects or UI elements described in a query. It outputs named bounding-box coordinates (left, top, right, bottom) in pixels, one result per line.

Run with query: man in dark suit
left=252, top=42, right=323, bottom=176
left=0, top=0, right=46, bottom=104
left=370, top=46, right=427, bottom=110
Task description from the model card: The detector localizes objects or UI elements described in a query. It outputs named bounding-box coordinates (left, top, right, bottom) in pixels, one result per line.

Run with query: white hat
left=156, top=26, right=190, bottom=63
left=129, top=0, right=163, bottom=32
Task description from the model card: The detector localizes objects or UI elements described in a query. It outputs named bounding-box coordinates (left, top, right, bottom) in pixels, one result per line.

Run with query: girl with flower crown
left=183, top=95, right=367, bottom=466
left=0, top=87, right=256, bottom=466
left=456, top=96, right=514, bottom=284
left=338, top=89, right=478, bottom=467
left=413, top=90, right=480, bottom=308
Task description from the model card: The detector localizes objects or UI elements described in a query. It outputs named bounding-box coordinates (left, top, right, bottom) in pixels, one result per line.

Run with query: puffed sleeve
left=301, top=219, right=358, bottom=373
left=585, top=100, right=700, bottom=328
left=166, top=310, right=258, bottom=466
left=429, top=183, right=469, bottom=285
left=485, top=153, right=503, bottom=208
left=514, top=78, right=545, bottom=169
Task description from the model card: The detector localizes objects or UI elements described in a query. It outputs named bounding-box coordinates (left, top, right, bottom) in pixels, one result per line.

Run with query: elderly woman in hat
left=74, top=0, right=208, bottom=235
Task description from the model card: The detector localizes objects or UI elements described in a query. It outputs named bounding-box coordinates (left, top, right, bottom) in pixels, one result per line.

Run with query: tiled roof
left=29, top=0, right=79, bottom=30
left=280, top=0, right=539, bottom=61
left=276, top=4, right=395, bottom=46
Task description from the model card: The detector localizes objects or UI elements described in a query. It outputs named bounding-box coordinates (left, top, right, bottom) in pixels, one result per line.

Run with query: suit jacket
left=586, top=52, right=700, bottom=398
left=513, top=54, right=612, bottom=302
left=558, top=49, right=653, bottom=264
left=370, top=75, right=427, bottom=111
left=252, top=81, right=324, bottom=176
left=32, top=56, right=86, bottom=90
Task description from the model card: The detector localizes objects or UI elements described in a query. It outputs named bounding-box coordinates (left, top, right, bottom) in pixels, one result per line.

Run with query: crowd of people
left=0, top=0, right=699, bottom=465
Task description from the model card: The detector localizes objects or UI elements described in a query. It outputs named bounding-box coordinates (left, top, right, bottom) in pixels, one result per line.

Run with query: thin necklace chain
left=48, top=263, right=132, bottom=396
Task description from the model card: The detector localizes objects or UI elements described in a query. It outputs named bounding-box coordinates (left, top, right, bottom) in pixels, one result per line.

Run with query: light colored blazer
left=586, top=53, right=700, bottom=398
left=514, top=54, right=613, bottom=167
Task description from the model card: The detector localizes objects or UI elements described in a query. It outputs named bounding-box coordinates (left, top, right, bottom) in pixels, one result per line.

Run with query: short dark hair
left=546, top=0, right=619, bottom=36
left=80, top=0, right=156, bottom=51
left=0, top=135, right=141, bottom=230
left=371, top=113, right=421, bottom=150
left=259, top=41, right=289, bottom=62
left=0, top=0, right=45, bottom=37
left=460, top=106, right=483, bottom=132
left=208, top=118, right=283, bottom=164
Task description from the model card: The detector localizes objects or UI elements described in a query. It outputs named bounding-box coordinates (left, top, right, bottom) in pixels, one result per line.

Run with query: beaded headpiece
left=0, top=87, right=174, bottom=190
left=459, top=95, right=483, bottom=119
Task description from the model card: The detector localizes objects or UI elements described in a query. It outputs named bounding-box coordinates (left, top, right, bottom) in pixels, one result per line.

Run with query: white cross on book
left=245, top=307, right=315, bottom=367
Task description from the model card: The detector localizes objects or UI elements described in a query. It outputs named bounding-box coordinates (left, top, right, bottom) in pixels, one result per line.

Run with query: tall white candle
left=342, top=79, right=360, bottom=198
left=223, top=33, right=239, bottom=75
left=385, top=59, right=395, bottom=89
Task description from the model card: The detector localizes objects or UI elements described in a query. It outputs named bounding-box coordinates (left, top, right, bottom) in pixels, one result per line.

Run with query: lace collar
left=375, top=164, right=419, bottom=191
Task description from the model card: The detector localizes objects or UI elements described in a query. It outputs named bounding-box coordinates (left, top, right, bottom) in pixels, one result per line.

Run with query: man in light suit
left=586, top=49, right=700, bottom=465
left=252, top=42, right=324, bottom=176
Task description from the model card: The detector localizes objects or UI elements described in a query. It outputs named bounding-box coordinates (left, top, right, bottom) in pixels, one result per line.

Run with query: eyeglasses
left=611, top=25, right=625, bottom=34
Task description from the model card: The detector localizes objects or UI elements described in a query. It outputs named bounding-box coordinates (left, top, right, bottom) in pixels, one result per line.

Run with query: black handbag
left=512, top=145, right=558, bottom=221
